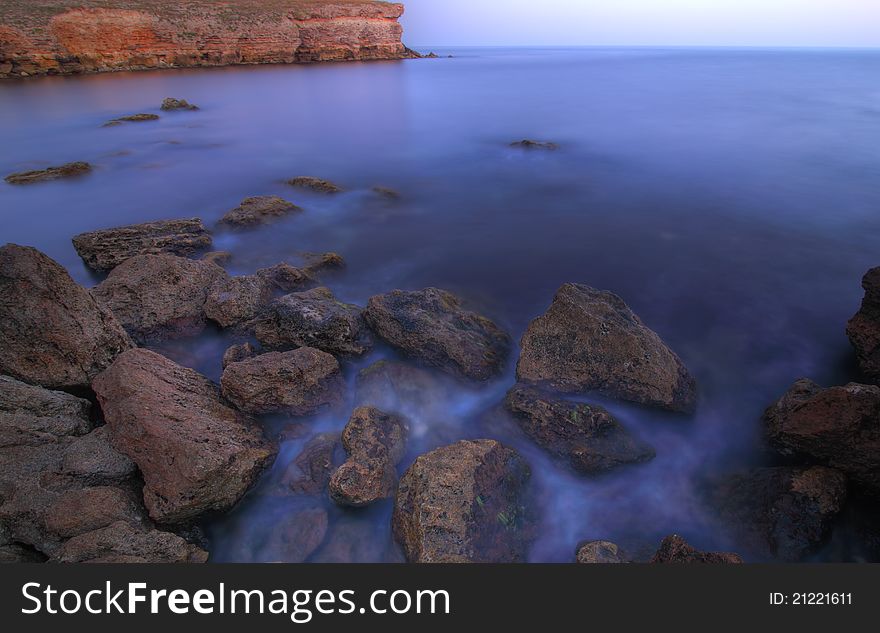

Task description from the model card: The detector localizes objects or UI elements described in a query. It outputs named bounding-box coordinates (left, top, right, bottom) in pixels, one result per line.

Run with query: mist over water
left=2, top=47, right=879, bottom=561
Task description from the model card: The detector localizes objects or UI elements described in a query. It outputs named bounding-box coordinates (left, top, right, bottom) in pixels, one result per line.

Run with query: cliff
left=0, top=0, right=419, bottom=79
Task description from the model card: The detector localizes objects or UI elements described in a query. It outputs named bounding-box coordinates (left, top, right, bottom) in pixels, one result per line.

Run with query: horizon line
left=407, top=43, right=880, bottom=51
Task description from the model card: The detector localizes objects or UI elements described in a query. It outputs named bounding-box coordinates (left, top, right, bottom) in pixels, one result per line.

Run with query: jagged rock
left=576, top=540, right=628, bottom=563
left=0, top=375, right=93, bottom=447
left=287, top=176, right=342, bottom=193
left=5, top=161, right=91, bottom=184
left=44, top=486, right=144, bottom=539
left=393, top=439, right=533, bottom=562
left=92, top=348, right=275, bottom=524
left=222, top=342, right=258, bottom=369
left=709, top=466, right=847, bottom=561
left=650, top=535, right=743, bottom=563
left=510, top=139, right=558, bottom=150
left=253, top=287, right=373, bottom=356
left=0, top=244, right=133, bottom=390
left=764, top=379, right=880, bottom=495
left=282, top=433, right=341, bottom=496
left=517, top=283, right=697, bottom=412
left=218, top=196, right=302, bottom=230
left=220, top=348, right=344, bottom=416
left=53, top=521, right=208, bottom=563
left=72, top=218, right=212, bottom=273
left=364, top=288, right=510, bottom=381
left=104, top=113, right=159, bottom=126
left=847, top=267, right=880, bottom=382
left=60, top=426, right=138, bottom=485
left=92, top=253, right=228, bottom=343
left=161, top=98, right=199, bottom=111
left=503, top=385, right=655, bottom=474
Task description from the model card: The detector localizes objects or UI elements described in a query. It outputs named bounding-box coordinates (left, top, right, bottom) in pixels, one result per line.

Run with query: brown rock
left=5, top=161, right=91, bottom=184
left=329, top=459, right=397, bottom=508
left=53, top=521, right=207, bottom=563
left=72, top=218, right=212, bottom=273
left=576, top=540, right=628, bottom=563
left=218, top=196, right=302, bottom=230
left=220, top=348, right=344, bottom=416
left=287, top=176, right=342, bottom=193
left=258, top=507, right=327, bottom=563
left=282, top=433, right=341, bottom=496
left=104, top=113, right=159, bottom=126
left=222, top=342, right=258, bottom=369
left=847, top=267, right=880, bottom=383
left=258, top=262, right=315, bottom=292
left=517, top=283, right=697, bottom=412
left=0, top=244, right=133, bottom=390
left=161, top=98, right=199, bottom=111
left=364, top=288, right=510, bottom=381
left=60, top=426, right=138, bottom=484
left=92, top=348, right=275, bottom=524
left=201, top=250, right=232, bottom=267
left=302, top=252, right=346, bottom=275
left=0, top=375, right=93, bottom=447
left=92, top=253, right=228, bottom=343
left=44, top=486, right=143, bottom=539
left=254, top=287, right=373, bottom=356
left=393, top=439, right=533, bottom=562
left=764, top=379, right=880, bottom=495
left=650, top=535, right=743, bottom=564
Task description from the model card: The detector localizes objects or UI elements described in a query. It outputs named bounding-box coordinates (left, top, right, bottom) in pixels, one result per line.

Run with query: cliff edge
left=0, top=0, right=419, bottom=79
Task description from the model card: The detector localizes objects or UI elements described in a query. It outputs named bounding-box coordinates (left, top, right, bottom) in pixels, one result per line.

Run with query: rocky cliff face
left=0, top=1, right=418, bottom=79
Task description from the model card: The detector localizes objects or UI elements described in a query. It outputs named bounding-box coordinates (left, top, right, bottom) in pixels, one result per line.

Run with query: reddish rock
left=393, top=439, right=533, bottom=562
left=282, top=433, right=341, bottom=496
left=220, top=348, right=345, bottom=416
left=218, top=196, right=302, bottom=230
left=576, top=540, right=628, bottom=563
left=847, top=267, right=880, bottom=383
left=364, top=288, right=511, bottom=381
left=44, top=486, right=143, bottom=539
left=650, top=535, right=743, bottom=564
left=0, top=375, right=93, bottom=447
left=517, top=283, right=697, bottom=412
left=4, top=161, right=91, bottom=184
left=53, top=521, right=208, bottom=563
left=222, top=342, right=258, bottom=369
left=92, top=348, right=275, bottom=524
left=60, top=426, right=138, bottom=484
left=72, top=218, right=212, bottom=273
left=0, top=244, right=133, bottom=390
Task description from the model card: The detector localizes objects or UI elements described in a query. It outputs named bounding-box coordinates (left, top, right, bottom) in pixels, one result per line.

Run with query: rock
left=220, top=348, right=345, bottom=416
left=53, top=521, right=208, bottom=563
left=282, top=433, right=341, bottom=496
left=329, top=407, right=409, bottom=507
left=72, top=218, right=212, bottom=273
left=764, top=379, right=880, bottom=495
left=222, top=342, right=258, bottom=369
left=364, top=288, right=510, bottom=381
left=847, top=267, right=880, bottom=382
left=92, top=253, right=228, bottom=343
left=650, top=535, right=743, bottom=563
left=302, top=252, right=346, bottom=275
left=0, top=544, right=46, bottom=563
left=5, top=161, right=92, bottom=184
left=161, top=98, right=199, bottom=111
left=253, top=287, right=373, bottom=356
left=510, top=139, right=558, bottom=150
left=218, top=196, right=302, bottom=230
left=287, top=176, right=343, bottom=193
left=503, top=385, right=655, bottom=474
left=0, top=244, right=133, bottom=390
left=0, top=375, right=93, bottom=447
left=424, top=52, right=439, bottom=59
left=709, top=466, right=847, bottom=561
left=104, top=113, right=159, bottom=126
left=517, top=283, right=697, bottom=412
left=355, top=360, right=451, bottom=412
left=576, top=540, right=628, bottom=563
left=311, top=517, right=398, bottom=563
left=44, top=486, right=143, bottom=539
left=258, top=507, right=328, bottom=563
left=393, top=439, right=533, bottom=562
left=201, top=251, right=232, bottom=267
left=60, top=426, right=138, bottom=485
left=372, top=186, right=401, bottom=200
left=92, top=348, right=275, bottom=524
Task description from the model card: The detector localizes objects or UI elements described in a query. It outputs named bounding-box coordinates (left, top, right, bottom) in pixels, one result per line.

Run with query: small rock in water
left=282, top=433, right=342, bottom=496
left=424, top=52, right=439, bottom=58
left=847, top=266, right=880, bottom=383
left=222, top=342, right=258, bottom=369
left=217, top=196, right=302, bottom=230
left=201, top=250, right=232, bottom=267
left=161, top=97, right=199, bottom=111
left=650, top=535, right=743, bottom=564
left=5, top=161, right=92, bottom=184
left=287, top=176, right=343, bottom=194
left=510, top=139, right=559, bottom=150
left=301, top=251, right=346, bottom=275
left=576, top=540, right=628, bottom=564
left=372, top=186, right=401, bottom=200
left=103, top=113, right=159, bottom=127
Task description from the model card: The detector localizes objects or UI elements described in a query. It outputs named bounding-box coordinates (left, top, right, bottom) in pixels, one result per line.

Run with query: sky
left=400, top=0, right=880, bottom=48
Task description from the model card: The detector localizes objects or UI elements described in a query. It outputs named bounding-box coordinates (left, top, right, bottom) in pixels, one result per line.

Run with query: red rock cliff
left=0, top=0, right=418, bottom=78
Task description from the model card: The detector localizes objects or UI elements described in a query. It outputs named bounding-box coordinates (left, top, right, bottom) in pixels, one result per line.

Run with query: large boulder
left=220, top=348, right=345, bottom=416
left=709, top=466, right=847, bottom=561
left=0, top=244, right=133, bottom=390
left=364, top=288, right=510, bottom=381
left=218, top=196, right=302, bottom=230
left=72, top=218, right=213, bottom=273
left=92, top=253, right=228, bottom=343
left=393, top=439, right=533, bottom=562
left=650, top=535, right=743, bottom=564
left=92, top=348, right=275, bottom=524
left=517, top=284, right=697, bottom=412
left=764, top=379, right=880, bottom=495
left=847, top=267, right=880, bottom=382
left=503, top=385, right=655, bottom=474
left=54, top=521, right=207, bottom=563
left=329, top=407, right=409, bottom=507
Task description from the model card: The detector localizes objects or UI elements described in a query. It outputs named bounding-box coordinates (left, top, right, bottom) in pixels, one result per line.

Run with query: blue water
left=2, top=47, right=879, bottom=561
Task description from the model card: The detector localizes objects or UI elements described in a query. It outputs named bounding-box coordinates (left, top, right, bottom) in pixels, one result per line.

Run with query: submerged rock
left=0, top=244, right=133, bottom=390
left=847, top=267, right=880, bottom=383
left=254, top=287, right=373, bottom=356
left=54, top=521, right=207, bottom=563
left=503, top=385, right=655, bottom=474
left=5, top=161, right=92, bottom=185
left=355, top=360, right=451, bottom=412
left=372, top=186, right=401, bottom=200
left=220, top=348, right=345, bottom=416
left=393, top=439, right=533, bottom=562
left=764, top=379, right=880, bottom=495
left=576, top=540, right=628, bottom=563
left=92, top=253, right=228, bottom=343
left=302, top=251, right=346, bottom=274
left=709, top=466, right=847, bottom=562
left=93, top=348, right=275, bottom=524
left=364, top=288, right=510, bottom=381
left=282, top=433, right=341, bottom=496
left=258, top=507, right=328, bottom=563
left=517, top=283, right=697, bottom=412
left=510, top=139, right=558, bottom=150
left=650, top=535, right=743, bottom=564
left=217, top=196, right=302, bottom=230
left=161, top=98, right=199, bottom=111
left=287, top=176, right=343, bottom=193
left=72, top=218, right=213, bottom=273
left=104, top=113, right=159, bottom=127
left=201, top=251, right=232, bottom=267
